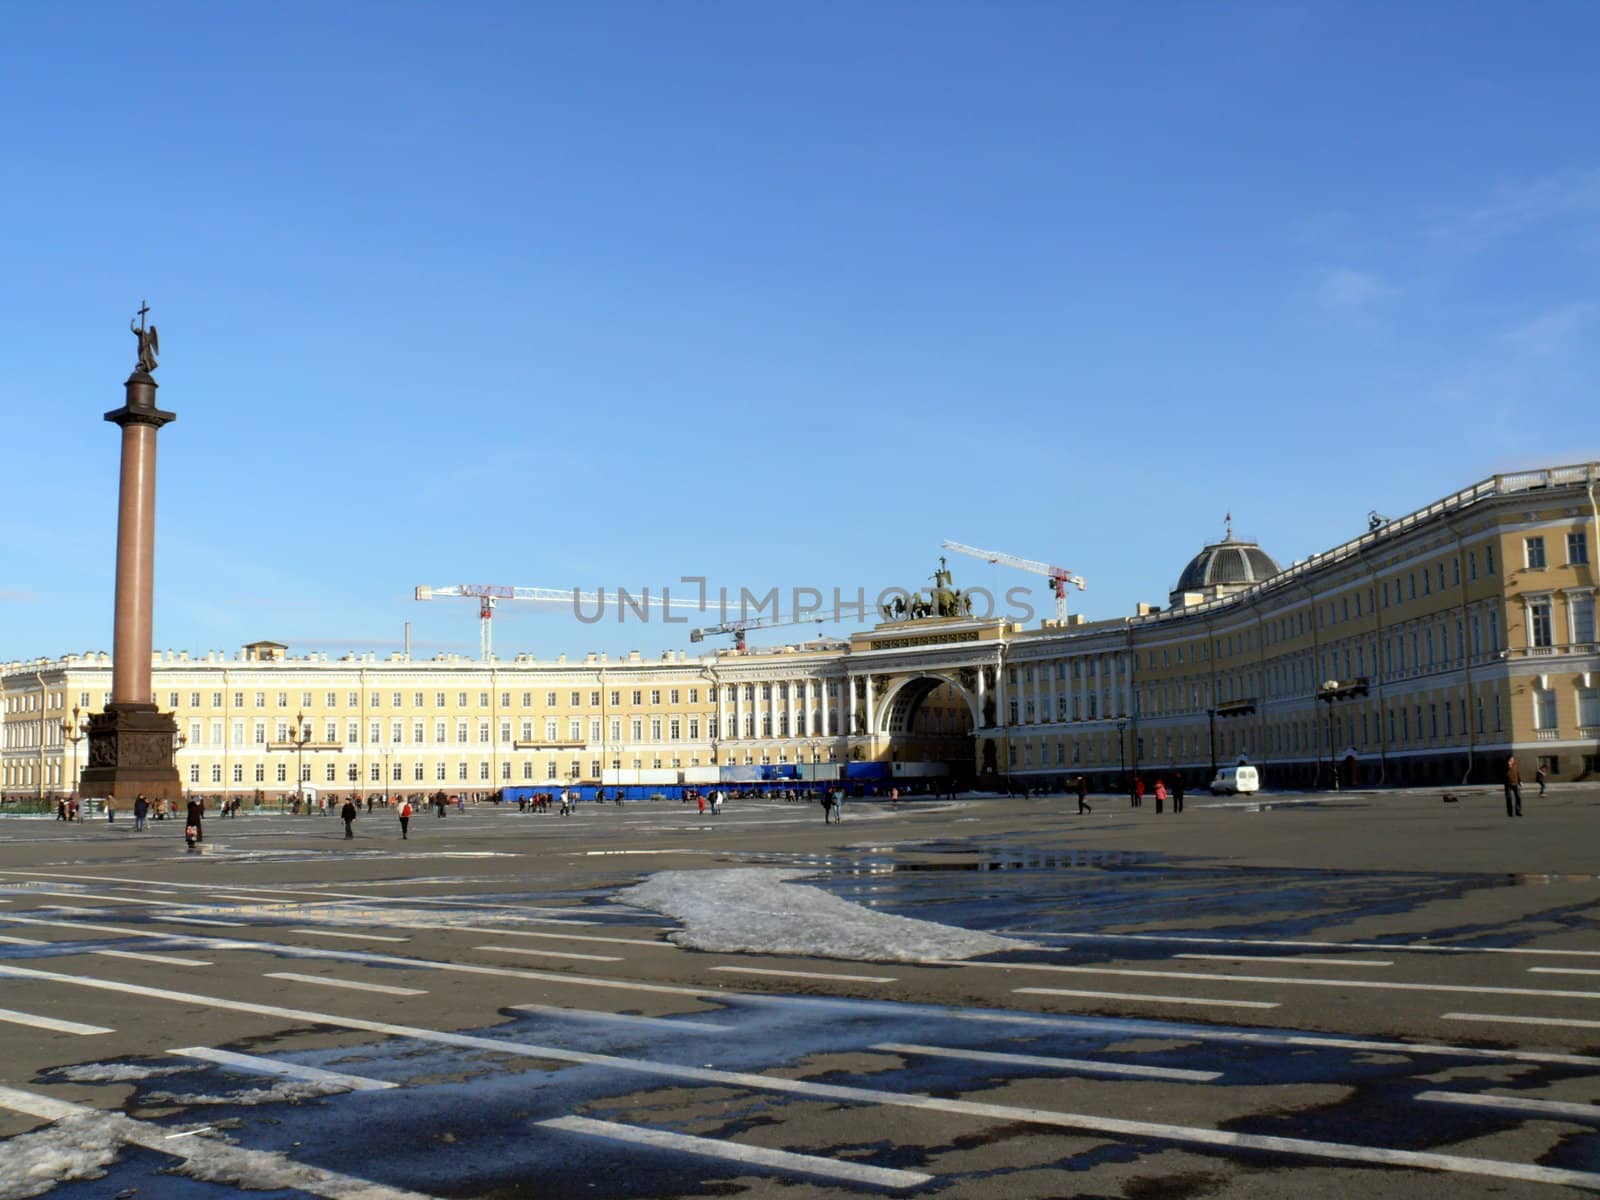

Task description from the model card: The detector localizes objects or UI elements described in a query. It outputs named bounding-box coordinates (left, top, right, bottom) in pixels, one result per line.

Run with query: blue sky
left=3, top=2, right=1597, bottom=663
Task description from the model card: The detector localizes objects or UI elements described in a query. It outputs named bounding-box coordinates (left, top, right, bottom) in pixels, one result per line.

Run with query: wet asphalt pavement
left=0, top=784, right=1597, bottom=1199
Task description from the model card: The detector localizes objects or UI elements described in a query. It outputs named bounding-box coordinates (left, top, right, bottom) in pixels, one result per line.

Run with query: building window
left=650, top=690, right=661, bottom=705
left=1579, top=688, right=1600, bottom=729
left=1529, top=601, right=1553, bottom=648
left=1569, top=533, right=1589, bottom=565
left=1573, top=595, right=1596, bottom=645
left=569, top=719, right=582, bottom=741
left=1525, top=537, right=1546, bottom=569
left=546, top=720, right=558, bottom=741
left=1534, top=688, right=1558, bottom=731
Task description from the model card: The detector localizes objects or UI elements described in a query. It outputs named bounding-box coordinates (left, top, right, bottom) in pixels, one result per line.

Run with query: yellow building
left=4, top=463, right=1597, bottom=800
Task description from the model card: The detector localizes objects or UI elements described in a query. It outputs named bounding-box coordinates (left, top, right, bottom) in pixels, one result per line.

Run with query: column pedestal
left=79, top=702, right=181, bottom=801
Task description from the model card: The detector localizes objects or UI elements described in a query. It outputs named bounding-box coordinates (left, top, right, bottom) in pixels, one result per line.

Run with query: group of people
left=1067, top=773, right=1185, bottom=815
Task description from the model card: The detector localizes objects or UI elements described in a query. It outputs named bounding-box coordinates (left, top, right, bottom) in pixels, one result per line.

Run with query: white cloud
left=1504, top=303, right=1594, bottom=357
left=1315, top=267, right=1390, bottom=311
left=1428, top=170, right=1600, bottom=254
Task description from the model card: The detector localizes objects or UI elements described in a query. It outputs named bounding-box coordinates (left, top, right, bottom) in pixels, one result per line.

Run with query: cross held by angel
left=131, top=301, right=159, bottom=374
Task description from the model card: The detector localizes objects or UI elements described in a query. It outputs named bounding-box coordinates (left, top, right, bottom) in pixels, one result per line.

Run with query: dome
left=1175, top=536, right=1280, bottom=594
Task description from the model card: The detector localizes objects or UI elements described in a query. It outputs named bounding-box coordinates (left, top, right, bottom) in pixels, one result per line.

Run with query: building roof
left=1175, top=536, right=1281, bottom=593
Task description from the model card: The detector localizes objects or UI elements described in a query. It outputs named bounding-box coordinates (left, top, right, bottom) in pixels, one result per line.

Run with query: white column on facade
left=1033, top=665, right=1045, bottom=724
left=821, top=678, right=832, bottom=738
left=976, top=665, right=987, bottom=728
left=716, top=683, right=726, bottom=742
left=863, top=672, right=875, bottom=736
left=759, top=680, right=769, bottom=739
left=733, top=683, right=745, bottom=743
left=847, top=675, right=857, bottom=736
left=781, top=680, right=791, bottom=738
left=996, top=662, right=1008, bottom=729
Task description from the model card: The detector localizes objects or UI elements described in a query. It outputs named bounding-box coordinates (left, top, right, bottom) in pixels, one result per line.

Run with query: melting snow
left=143, top=1078, right=350, bottom=1106
left=619, top=868, right=1029, bottom=962
left=56, top=1063, right=186, bottom=1083
left=0, top=1113, right=121, bottom=1199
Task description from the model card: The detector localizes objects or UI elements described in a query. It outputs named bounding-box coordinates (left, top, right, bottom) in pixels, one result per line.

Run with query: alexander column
left=80, top=304, right=182, bottom=802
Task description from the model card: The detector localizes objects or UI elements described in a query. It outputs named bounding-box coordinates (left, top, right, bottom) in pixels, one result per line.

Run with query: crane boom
left=415, top=584, right=684, bottom=661
left=940, top=539, right=1086, bottom=622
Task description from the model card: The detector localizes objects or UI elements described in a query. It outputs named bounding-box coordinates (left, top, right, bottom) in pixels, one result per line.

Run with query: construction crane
left=690, top=610, right=849, bottom=653
left=414, top=585, right=682, bottom=661
left=940, top=539, right=1086, bottom=622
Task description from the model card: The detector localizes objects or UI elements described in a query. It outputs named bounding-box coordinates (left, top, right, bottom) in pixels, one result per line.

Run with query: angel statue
left=131, top=302, right=159, bottom=374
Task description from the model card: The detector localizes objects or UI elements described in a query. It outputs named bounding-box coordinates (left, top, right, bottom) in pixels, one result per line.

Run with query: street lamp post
left=287, top=712, right=312, bottom=809
left=61, top=707, right=88, bottom=803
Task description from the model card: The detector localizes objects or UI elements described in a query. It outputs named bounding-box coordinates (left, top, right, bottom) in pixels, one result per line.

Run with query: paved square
left=1, top=786, right=1598, bottom=1198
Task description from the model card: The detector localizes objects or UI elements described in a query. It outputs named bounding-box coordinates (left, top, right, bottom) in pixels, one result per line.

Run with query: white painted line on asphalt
left=1528, top=967, right=1600, bottom=976
left=0, top=1084, right=430, bottom=1200
left=987, top=961, right=1600, bottom=1001
left=93, top=950, right=212, bottom=967
left=0, top=1006, right=112, bottom=1035
left=1444, top=1012, right=1600, bottom=1030
left=292, top=928, right=410, bottom=943
left=510, top=1003, right=725, bottom=1033
left=265, top=971, right=427, bottom=997
left=540, top=1115, right=932, bottom=1189
left=1015, top=987, right=1279, bottom=1011
left=739, top=993, right=1600, bottom=1068
left=1176, top=954, right=1394, bottom=968
left=1023, top=930, right=1600, bottom=959
left=1417, top=1090, right=1600, bottom=1122
left=0, top=913, right=707, bottom=996
left=0, top=964, right=1592, bottom=1192
left=475, top=944, right=623, bottom=963
left=709, top=966, right=898, bottom=984
left=169, top=1045, right=398, bottom=1090
left=872, top=1042, right=1221, bottom=1082
left=482, top=928, right=666, bottom=947
left=8, top=888, right=166, bottom=906
left=164, top=917, right=246, bottom=928
left=0, top=934, right=48, bottom=944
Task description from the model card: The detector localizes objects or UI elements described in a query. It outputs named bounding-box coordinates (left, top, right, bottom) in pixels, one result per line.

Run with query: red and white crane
left=940, top=539, right=1086, bottom=622
left=414, top=585, right=680, bottom=661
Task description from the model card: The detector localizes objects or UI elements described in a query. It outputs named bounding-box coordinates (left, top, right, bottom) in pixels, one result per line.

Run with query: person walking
left=105, top=797, right=116, bottom=825
left=1132, top=775, right=1145, bottom=809
left=1504, top=754, right=1523, bottom=818
left=1536, top=763, right=1548, bottom=796
left=697, top=791, right=706, bottom=816
left=397, top=797, right=413, bottom=840
left=711, top=789, right=723, bottom=816
left=340, top=798, right=358, bottom=839
left=1075, top=774, right=1092, bottom=815
left=133, top=794, right=148, bottom=831
left=1154, top=778, right=1167, bottom=815
left=1172, top=772, right=1184, bottom=815
left=185, top=797, right=204, bottom=850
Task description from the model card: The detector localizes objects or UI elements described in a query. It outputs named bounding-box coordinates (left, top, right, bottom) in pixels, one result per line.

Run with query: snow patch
left=56, top=1062, right=186, bottom=1083
left=618, top=868, right=1029, bottom=963
left=143, top=1078, right=349, bottom=1106
left=0, top=1113, right=121, bottom=1199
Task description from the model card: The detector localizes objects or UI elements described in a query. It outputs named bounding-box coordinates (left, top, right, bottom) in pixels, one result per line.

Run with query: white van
left=1209, top=765, right=1260, bottom=795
